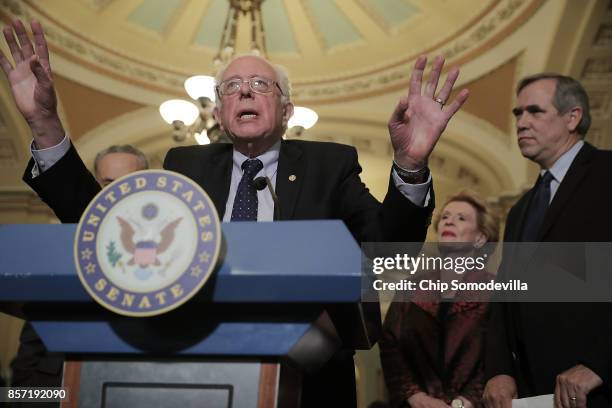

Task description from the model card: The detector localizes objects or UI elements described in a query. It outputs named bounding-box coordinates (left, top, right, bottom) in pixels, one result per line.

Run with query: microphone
left=253, top=176, right=281, bottom=220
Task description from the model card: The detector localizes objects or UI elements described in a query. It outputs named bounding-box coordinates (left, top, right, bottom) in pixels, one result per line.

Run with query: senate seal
left=74, top=170, right=221, bottom=317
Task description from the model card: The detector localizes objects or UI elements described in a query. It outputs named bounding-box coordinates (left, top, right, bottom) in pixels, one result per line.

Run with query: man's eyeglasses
left=216, top=77, right=283, bottom=97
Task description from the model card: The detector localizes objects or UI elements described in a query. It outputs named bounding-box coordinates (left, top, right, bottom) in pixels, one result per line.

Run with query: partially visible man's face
left=95, top=152, right=145, bottom=186
left=214, top=56, right=293, bottom=151
left=513, top=79, right=578, bottom=169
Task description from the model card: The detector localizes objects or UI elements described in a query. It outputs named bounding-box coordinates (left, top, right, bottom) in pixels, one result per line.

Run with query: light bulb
left=184, top=75, right=216, bottom=102
left=288, top=106, right=318, bottom=130
left=159, top=100, right=199, bottom=126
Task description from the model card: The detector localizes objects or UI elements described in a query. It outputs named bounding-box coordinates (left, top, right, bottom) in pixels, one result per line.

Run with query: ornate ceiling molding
left=575, top=0, right=612, bottom=149
left=0, top=0, right=186, bottom=95
left=292, top=0, right=545, bottom=103
left=0, top=0, right=544, bottom=103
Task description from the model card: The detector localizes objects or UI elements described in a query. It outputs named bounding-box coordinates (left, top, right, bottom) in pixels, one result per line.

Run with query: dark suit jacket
left=485, top=142, right=612, bottom=407
left=18, top=139, right=433, bottom=406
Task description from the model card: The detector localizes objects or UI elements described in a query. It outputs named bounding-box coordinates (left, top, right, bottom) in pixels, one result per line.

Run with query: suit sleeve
left=484, top=303, right=514, bottom=380
left=334, top=146, right=433, bottom=243
left=580, top=311, right=612, bottom=386
left=484, top=219, right=516, bottom=382
left=10, top=322, right=63, bottom=387
left=23, top=143, right=101, bottom=223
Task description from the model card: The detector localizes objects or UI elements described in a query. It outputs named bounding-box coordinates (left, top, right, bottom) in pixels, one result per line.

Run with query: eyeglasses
left=216, top=77, right=283, bottom=97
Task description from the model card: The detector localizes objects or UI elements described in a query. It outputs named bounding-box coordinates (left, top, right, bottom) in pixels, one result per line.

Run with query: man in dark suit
left=483, top=74, right=612, bottom=408
left=9, top=143, right=148, bottom=406
left=1, top=19, right=469, bottom=406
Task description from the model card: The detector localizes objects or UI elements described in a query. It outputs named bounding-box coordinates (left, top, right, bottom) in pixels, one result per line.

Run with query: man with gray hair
left=483, top=73, right=612, bottom=408
left=93, top=144, right=149, bottom=186
left=1, top=19, right=470, bottom=406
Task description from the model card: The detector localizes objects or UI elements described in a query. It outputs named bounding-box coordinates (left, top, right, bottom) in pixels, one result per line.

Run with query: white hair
left=214, top=54, right=292, bottom=108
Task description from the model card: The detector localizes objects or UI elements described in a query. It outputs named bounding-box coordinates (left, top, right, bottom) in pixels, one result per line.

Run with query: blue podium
left=0, top=221, right=380, bottom=408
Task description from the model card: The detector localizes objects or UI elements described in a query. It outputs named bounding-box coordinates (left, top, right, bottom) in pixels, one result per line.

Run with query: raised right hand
left=407, top=392, right=451, bottom=408
left=483, top=374, right=517, bottom=408
left=0, top=19, right=64, bottom=148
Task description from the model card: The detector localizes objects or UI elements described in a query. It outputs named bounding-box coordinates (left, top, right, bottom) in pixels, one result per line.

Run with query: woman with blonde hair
left=380, top=191, right=500, bottom=408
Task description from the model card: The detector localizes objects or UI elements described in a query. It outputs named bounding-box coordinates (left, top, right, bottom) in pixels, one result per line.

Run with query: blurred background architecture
left=0, top=0, right=611, bottom=405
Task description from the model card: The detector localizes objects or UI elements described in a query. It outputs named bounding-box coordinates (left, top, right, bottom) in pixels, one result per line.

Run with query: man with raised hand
left=1, top=19, right=469, bottom=407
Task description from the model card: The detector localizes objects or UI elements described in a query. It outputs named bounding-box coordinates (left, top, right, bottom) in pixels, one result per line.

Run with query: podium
left=0, top=220, right=380, bottom=408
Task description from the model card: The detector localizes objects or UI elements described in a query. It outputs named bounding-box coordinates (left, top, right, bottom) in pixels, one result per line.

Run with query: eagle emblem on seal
left=117, top=216, right=182, bottom=267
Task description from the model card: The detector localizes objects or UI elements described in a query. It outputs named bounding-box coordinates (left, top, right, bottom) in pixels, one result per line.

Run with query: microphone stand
left=253, top=176, right=281, bottom=220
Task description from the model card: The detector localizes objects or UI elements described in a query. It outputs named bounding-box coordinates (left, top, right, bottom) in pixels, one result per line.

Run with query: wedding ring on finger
left=434, top=97, right=445, bottom=109
left=569, top=396, right=577, bottom=405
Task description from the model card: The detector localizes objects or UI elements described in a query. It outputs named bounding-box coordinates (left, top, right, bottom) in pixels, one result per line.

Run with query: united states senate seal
left=74, top=170, right=221, bottom=317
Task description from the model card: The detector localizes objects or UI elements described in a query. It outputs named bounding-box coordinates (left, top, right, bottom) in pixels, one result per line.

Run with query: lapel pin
left=289, top=175, right=297, bottom=182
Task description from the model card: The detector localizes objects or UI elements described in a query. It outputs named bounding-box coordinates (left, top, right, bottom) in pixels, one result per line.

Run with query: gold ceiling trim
left=0, top=0, right=544, bottom=103
left=352, top=0, right=404, bottom=36
left=22, top=0, right=188, bottom=76
left=0, top=0, right=186, bottom=96
left=293, top=0, right=546, bottom=104
left=294, top=0, right=504, bottom=84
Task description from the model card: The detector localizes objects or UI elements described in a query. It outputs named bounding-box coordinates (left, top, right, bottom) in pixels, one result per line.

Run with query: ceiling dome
left=9, top=0, right=543, bottom=102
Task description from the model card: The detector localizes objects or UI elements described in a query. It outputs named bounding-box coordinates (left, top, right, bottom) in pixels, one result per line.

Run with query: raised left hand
left=389, top=55, right=469, bottom=170
left=0, top=19, right=64, bottom=148
left=554, top=364, right=602, bottom=408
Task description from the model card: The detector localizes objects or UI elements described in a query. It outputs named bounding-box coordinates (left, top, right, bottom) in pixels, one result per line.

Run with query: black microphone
left=253, top=176, right=281, bottom=220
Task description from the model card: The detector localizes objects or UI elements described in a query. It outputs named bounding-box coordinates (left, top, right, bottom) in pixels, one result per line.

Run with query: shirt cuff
left=392, top=169, right=431, bottom=207
left=30, top=134, right=71, bottom=178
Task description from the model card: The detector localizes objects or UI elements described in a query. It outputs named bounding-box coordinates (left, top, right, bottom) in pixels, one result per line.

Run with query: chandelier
left=159, top=0, right=318, bottom=144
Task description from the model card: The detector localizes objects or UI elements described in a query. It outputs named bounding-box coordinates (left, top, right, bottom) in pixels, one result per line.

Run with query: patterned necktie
left=231, top=159, right=264, bottom=221
left=521, top=171, right=554, bottom=242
